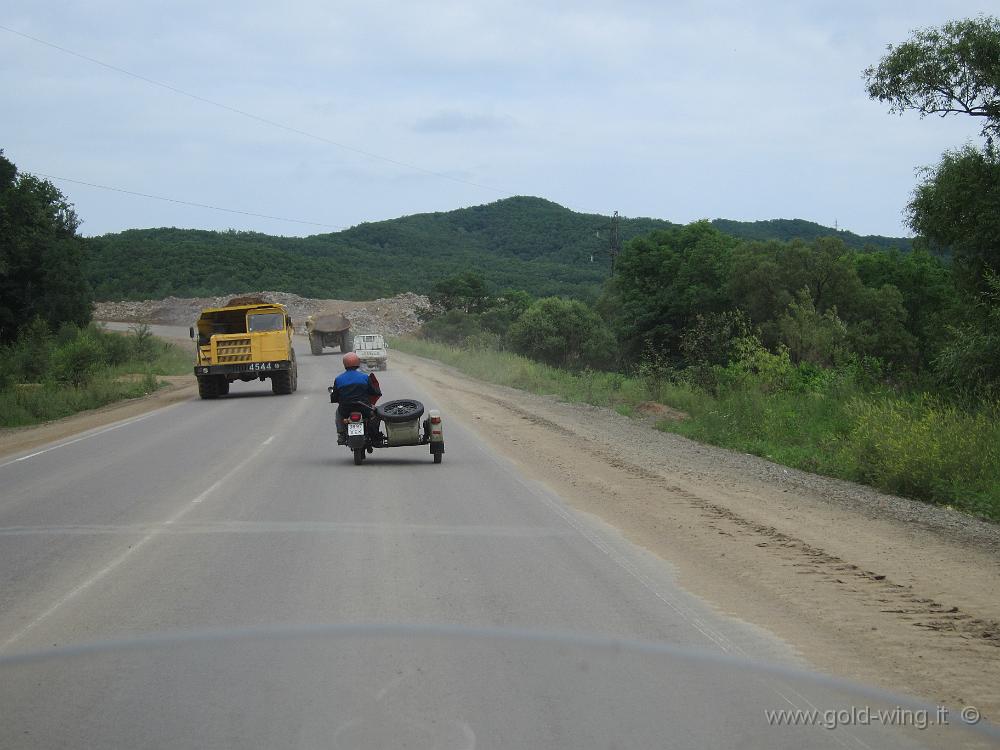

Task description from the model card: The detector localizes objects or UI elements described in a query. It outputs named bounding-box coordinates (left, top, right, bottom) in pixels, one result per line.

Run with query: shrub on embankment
left=394, top=337, right=1000, bottom=521
left=0, top=321, right=190, bottom=427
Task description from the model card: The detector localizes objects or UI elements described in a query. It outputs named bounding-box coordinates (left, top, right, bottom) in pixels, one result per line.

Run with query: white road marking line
left=0, top=407, right=177, bottom=469
left=0, top=433, right=276, bottom=653
left=0, top=522, right=574, bottom=538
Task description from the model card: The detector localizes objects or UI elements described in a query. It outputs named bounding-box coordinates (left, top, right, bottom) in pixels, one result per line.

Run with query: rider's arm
left=329, top=385, right=340, bottom=403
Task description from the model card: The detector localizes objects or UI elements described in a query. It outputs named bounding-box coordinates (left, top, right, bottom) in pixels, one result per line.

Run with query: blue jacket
left=331, top=369, right=381, bottom=406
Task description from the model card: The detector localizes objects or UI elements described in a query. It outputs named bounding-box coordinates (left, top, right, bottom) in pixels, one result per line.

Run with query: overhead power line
left=31, top=172, right=346, bottom=229
left=1, top=24, right=505, bottom=194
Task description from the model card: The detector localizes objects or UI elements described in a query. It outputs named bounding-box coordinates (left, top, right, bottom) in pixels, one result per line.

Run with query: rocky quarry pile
left=94, top=292, right=431, bottom=337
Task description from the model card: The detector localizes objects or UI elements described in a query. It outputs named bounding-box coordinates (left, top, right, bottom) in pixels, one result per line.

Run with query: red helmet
left=342, top=352, right=361, bottom=369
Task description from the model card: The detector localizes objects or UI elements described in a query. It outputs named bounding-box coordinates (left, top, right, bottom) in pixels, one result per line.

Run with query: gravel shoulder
left=394, top=349, right=1000, bottom=719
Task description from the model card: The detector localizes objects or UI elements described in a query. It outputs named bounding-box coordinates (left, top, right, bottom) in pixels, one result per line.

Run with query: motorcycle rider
left=330, top=352, right=382, bottom=445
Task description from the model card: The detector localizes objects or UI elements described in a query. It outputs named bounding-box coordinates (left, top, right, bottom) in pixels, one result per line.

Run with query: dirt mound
left=94, top=292, right=431, bottom=337
left=225, top=295, right=270, bottom=307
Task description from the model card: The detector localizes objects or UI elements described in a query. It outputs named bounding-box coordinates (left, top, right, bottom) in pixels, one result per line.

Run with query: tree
left=479, top=289, right=532, bottom=336
left=777, top=289, right=848, bottom=367
left=933, top=272, right=1000, bottom=399
left=844, top=283, right=917, bottom=368
left=865, top=15, right=1000, bottom=393
left=680, top=309, right=754, bottom=368
left=0, top=151, right=92, bottom=342
left=863, top=16, right=1000, bottom=145
left=907, top=145, right=1000, bottom=291
left=508, top=297, right=615, bottom=369
left=853, top=248, right=957, bottom=367
left=603, top=222, right=736, bottom=361
left=429, top=271, right=491, bottom=313
left=420, top=308, right=488, bottom=346
left=865, top=16, right=1000, bottom=294
left=728, top=237, right=866, bottom=346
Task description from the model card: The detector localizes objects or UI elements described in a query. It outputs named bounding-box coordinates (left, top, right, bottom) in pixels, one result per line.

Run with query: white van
left=353, top=333, right=388, bottom=371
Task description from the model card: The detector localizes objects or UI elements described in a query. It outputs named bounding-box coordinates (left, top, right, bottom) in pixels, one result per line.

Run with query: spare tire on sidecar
left=377, top=399, right=424, bottom=423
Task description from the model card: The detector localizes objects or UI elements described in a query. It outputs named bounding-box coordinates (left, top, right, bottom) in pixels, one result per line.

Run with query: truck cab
left=191, top=303, right=298, bottom=398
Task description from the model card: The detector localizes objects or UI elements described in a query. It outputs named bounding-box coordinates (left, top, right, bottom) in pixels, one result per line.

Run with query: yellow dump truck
left=190, top=300, right=298, bottom=398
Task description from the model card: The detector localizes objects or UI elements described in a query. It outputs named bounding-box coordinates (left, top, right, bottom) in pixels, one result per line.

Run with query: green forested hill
left=84, top=196, right=912, bottom=301
left=710, top=218, right=912, bottom=250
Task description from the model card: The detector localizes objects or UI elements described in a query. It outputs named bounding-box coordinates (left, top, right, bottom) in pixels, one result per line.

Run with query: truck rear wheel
left=342, top=332, right=354, bottom=353
left=309, top=334, right=323, bottom=356
left=197, top=374, right=223, bottom=400
left=271, top=370, right=293, bottom=395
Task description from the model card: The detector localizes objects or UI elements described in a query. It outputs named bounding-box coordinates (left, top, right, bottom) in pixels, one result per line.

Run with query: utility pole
left=590, top=210, right=623, bottom=275
left=609, top=210, right=622, bottom=273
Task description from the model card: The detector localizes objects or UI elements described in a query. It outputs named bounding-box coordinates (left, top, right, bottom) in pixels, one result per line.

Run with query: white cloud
left=2, top=0, right=993, bottom=236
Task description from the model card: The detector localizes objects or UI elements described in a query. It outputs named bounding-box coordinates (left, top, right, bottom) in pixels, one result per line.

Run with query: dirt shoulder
left=0, top=375, right=196, bottom=460
left=394, top=349, right=1000, bottom=719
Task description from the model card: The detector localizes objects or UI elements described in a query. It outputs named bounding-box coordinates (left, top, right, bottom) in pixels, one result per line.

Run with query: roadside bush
left=129, top=322, right=157, bottom=362
left=479, top=290, right=532, bottom=336
left=0, top=324, right=190, bottom=428
left=0, top=355, right=13, bottom=391
left=777, top=289, right=848, bottom=367
left=463, top=331, right=502, bottom=351
left=421, top=310, right=489, bottom=347
left=9, top=318, right=54, bottom=383
left=508, top=297, right=616, bottom=370
left=99, top=327, right=133, bottom=366
left=845, top=396, right=1000, bottom=518
left=932, top=274, right=1000, bottom=401
left=719, top=336, right=799, bottom=393
left=679, top=310, right=754, bottom=391
left=635, top=344, right=678, bottom=398
left=51, top=332, right=105, bottom=386
left=55, top=321, right=81, bottom=345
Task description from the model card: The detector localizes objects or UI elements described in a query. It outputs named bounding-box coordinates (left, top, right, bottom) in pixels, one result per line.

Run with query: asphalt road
left=0, top=334, right=969, bottom=748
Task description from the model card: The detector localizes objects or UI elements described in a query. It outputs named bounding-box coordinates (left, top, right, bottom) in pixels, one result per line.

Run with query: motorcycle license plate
left=347, top=423, right=365, bottom=436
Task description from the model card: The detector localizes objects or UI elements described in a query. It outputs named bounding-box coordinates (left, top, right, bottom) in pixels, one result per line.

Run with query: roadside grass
left=0, top=324, right=191, bottom=428
left=394, top=337, right=665, bottom=407
left=393, top=337, right=1000, bottom=521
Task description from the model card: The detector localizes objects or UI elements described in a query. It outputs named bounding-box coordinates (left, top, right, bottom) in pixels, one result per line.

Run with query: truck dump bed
left=310, top=313, right=350, bottom=332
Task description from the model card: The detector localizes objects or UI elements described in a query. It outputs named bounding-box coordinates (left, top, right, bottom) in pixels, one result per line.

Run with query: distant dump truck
left=190, top=300, right=298, bottom=398
left=304, top=313, right=353, bottom=356
left=354, top=333, right=388, bottom=371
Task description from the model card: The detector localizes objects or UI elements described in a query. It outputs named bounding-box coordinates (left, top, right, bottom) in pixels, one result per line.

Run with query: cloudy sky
left=2, top=1, right=991, bottom=238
